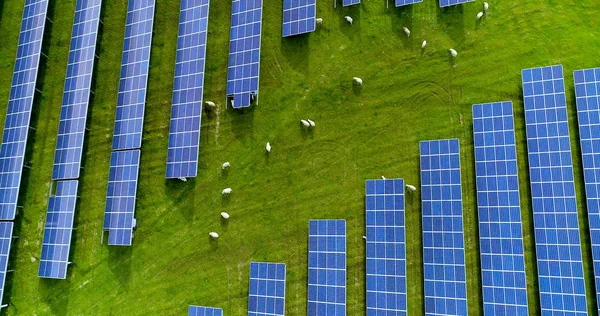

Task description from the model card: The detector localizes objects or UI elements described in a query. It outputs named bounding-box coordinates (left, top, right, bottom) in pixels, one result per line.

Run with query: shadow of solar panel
left=365, top=179, right=407, bottom=316
left=0, top=222, right=14, bottom=308
left=420, top=139, right=468, bottom=316
left=282, top=0, right=316, bottom=37
left=308, top=219, right=346, bottom=316
left=439, top=0, right=472, bottom=7
left=573, top=67, right=600, bottom=312
left=521, top=65, right=588, bottom=315
left=38, top=180, right=78, bottom=279
left=0, top=0, right=50, bottom=220
left=112, top=0, right=155, bottom=150
left=248, top=262, right=286, bottom=316
left=226, top=0, right=262, bottom=109
left=52, top=0, right=102, bottom=180
left=166, top=0, right=210, bottom=179
left=472, top=101, right=529, bottom=315
left=188, top=306, right=223, bottom=316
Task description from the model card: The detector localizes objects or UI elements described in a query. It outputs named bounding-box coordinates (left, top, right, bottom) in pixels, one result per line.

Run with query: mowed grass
left=0, top=0, right=599, bottom=314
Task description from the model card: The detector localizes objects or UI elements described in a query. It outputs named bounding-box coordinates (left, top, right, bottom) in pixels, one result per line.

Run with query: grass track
left=0, top=0, right=599, bottom=314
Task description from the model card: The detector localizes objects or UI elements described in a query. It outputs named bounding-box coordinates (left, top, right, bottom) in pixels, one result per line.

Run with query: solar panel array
left=308, top=219, right=346, bottom=316
left=439, top=0, right=473, bottom=8
left=188, top=306, right=223, bottom=316
left=166, top=0, right=210, bottom=179
left=396, top=0, right=422, bottom=7
left=248, top=262, right=286, bottom=316
left=227, top=0, right=263, bottom=109
left=472, top=101, right=529, bottom=315
left=342, top=0, right=360, bottom=7
left=282, top=0, right=315, bottom=37
left=51, top=0, right=102, bottom=180
left=0, top=0, right=50, bottom=220
left=104, top=150, right=140, bottom=246
left=365, top=179, right=407, bottom=315
left=573, top=67, right=600, bottom=311
left=112, top=0, right=155, bottom=151
left=0, top=222, right=13, bottom=308
left=38, top=180, right=78, bottom=279
left=420, top=139, right=468, bottom=316
left=522, top=65, right=588, bottom=314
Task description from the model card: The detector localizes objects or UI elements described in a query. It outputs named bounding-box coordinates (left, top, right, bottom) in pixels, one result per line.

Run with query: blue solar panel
left=112, top=0, right=155, bottom=150
left=188, top=306, right=223, bottom=316
left=104, top=150, right=140, bottom=246
left=38, top=180, right=78, bottom=279
left=342, top=0, right=360, bottom=6
left=166, top=0, right=210, bottom=179
left=574, top=67, right=600, bottom=312
left=308, top=219, right=346, bottom=316
left=420, top=139, right=468, bottom=316
left=51, top=0, right=102, bottom=180
left=439, top=0, right=472, bottom=8
left=0, top=0, right=50, bottom=220
left=0, top=222, right=14, bottom=308
left=227, top=0, right=262, bottom=109
left=365, top=179, right=407, bottom=316
left=282, top=0, right=315, bottom=37
left=248, top=262, right=286, bottom=316
left=396, top=0, right=422, bottom=7
left=522, top=64, right=588, bottom=315
left=472, top=101, right=529, bottom=315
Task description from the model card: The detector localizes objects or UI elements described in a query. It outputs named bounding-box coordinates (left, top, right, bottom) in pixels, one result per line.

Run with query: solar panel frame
left=396, top=0, right=422, bottom=7
left=420, top=139, right=468, bottom=316
left=248, top=261, right=286, bottom=316
left=0, top=222, right=14, bottom=308
left=38, top=180, right=78, bottom=279
left=522, top=64, right=588, bottom=314
left=166, top=0, right=210, bottom=179
left=365, top=179, right=407, bottom=316
left=51, top=0, right=102, bottom=180
left=104, top=149, right=140, bottom=246
left=282, top=0, right=316, bottom=37
left=472, top=101, right=529, bottom=315
left=573, top=67, right=600, bottom=312
left=226, top=0, right=263, bottom=109
left=111, top=0, right=155, bottom=151
left=308, top=219, right=346, bottom=316
left=0, top=0, right=50, bottom=220
left=188, top=305, right=223, bottom=316
left=439, top=0, right=473, bottom=8
left=342, top=0, right=360, bottom=6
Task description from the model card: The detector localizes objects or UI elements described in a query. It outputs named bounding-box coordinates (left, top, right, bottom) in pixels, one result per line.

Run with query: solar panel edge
left=0, top=222, right=14, bottom=307
left=248, top=261, right=286, bottom=315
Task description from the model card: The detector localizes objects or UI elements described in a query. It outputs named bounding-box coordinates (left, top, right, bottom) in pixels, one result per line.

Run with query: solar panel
left=0, top=222, right=14, bottom=308
left=0, top=0, right=50, bottom=220
left=165, top=0, right=210, bottom=179
left=573, top=67, right=600, bottom=311
left=226, top=0, right=262, bottom=109
left=282, top=0, right=315, bottom=37
left=38, top=180, right=78, bottom=279
left=51, top=0, right=102, bottom=180
left=365, top=179, right=407, bottom=315
left=104, top=150, right=140, bottom=246
left=522, top=64, right=588, bottom=314
left=439, top=0, right=472, bottom=8
left=248, top=262, right=286, bottom=316
left=472, top=101, right=529, bottom=315
left=396, top=0, right=422, bottom=7
left=112, top=0, right=155, bottom=150
left=342, top=0, right=360, bottom=6
left=188, top=306, right=223, bottom=316
left=420, top=139, right=468, bottom=316
left=308, top=219, right=346, bottom=316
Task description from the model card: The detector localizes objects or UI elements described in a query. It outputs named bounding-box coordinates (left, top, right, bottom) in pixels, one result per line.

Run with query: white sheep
left=222, top=188, right=232, bottom=195
left=353, top=77, right=363, bottom=85
left=266, top=142, right=271, bottom=153
left=402, top=27, right=410, bottom=37
left=449, top=48, right=458, bottom=58
left=221, top=212, right=230, bottom=219
left=222, top=162, right=231, bottom=170
left=209, top=232, right=219, bottom=238
left=301, top=119, right=310, bottom=127
left=476, top=12, right=484, bottom=20
left=205, top=101, right=216, bottom=108
left=344, top=16, right=353, bottom=24
left=178, top=177, right=187, bottom=182
left=406, top=184, right=417, bottom=192
left=381, top=176, right=386, bottom=180
left=316, top=18, right=323, bottom=24
left=307, top=119, right=315, bottom=127
left=483, top=2, right=489, bottom=11
left=421, top=40, right=427, bottom=49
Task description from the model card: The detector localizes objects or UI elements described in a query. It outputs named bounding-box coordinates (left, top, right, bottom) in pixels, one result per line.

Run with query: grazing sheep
left=316, top=18, right=323, bottom=24
left=483, top=2, right=489, bottom=11
left=301, top=119, right=310, bottom=127
left=477, top=12, right=484, bottom=20
left=266, top=142, right=271, bottom=153
left=209, top=232, right=219, bottom=238
left=221, top=212, right=230, bottom=219
left=402, top=27, right=410, bottom=37
left=381, top=176, right=386, bottom=180
left=421, top=40, right=427, bottom=49
left=222, top=162, right=231, bottom=170
left=406, top=184, right=417, bottom=192
left=205, top=101, right=216, bottom=108
left=222, top=188, right=232, bottom=195
left=449, top=48, right=458, bottom=58
left=178, top=177, right=187, bottom=182
left=307, top=119, right=315, bottom=127
left=353, top=77, right=363, bottom=85
left=344, top=16, right=353, bottom=24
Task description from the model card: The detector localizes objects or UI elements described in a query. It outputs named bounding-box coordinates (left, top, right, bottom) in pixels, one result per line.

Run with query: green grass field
left=0, top=0, right=599, bottom=314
